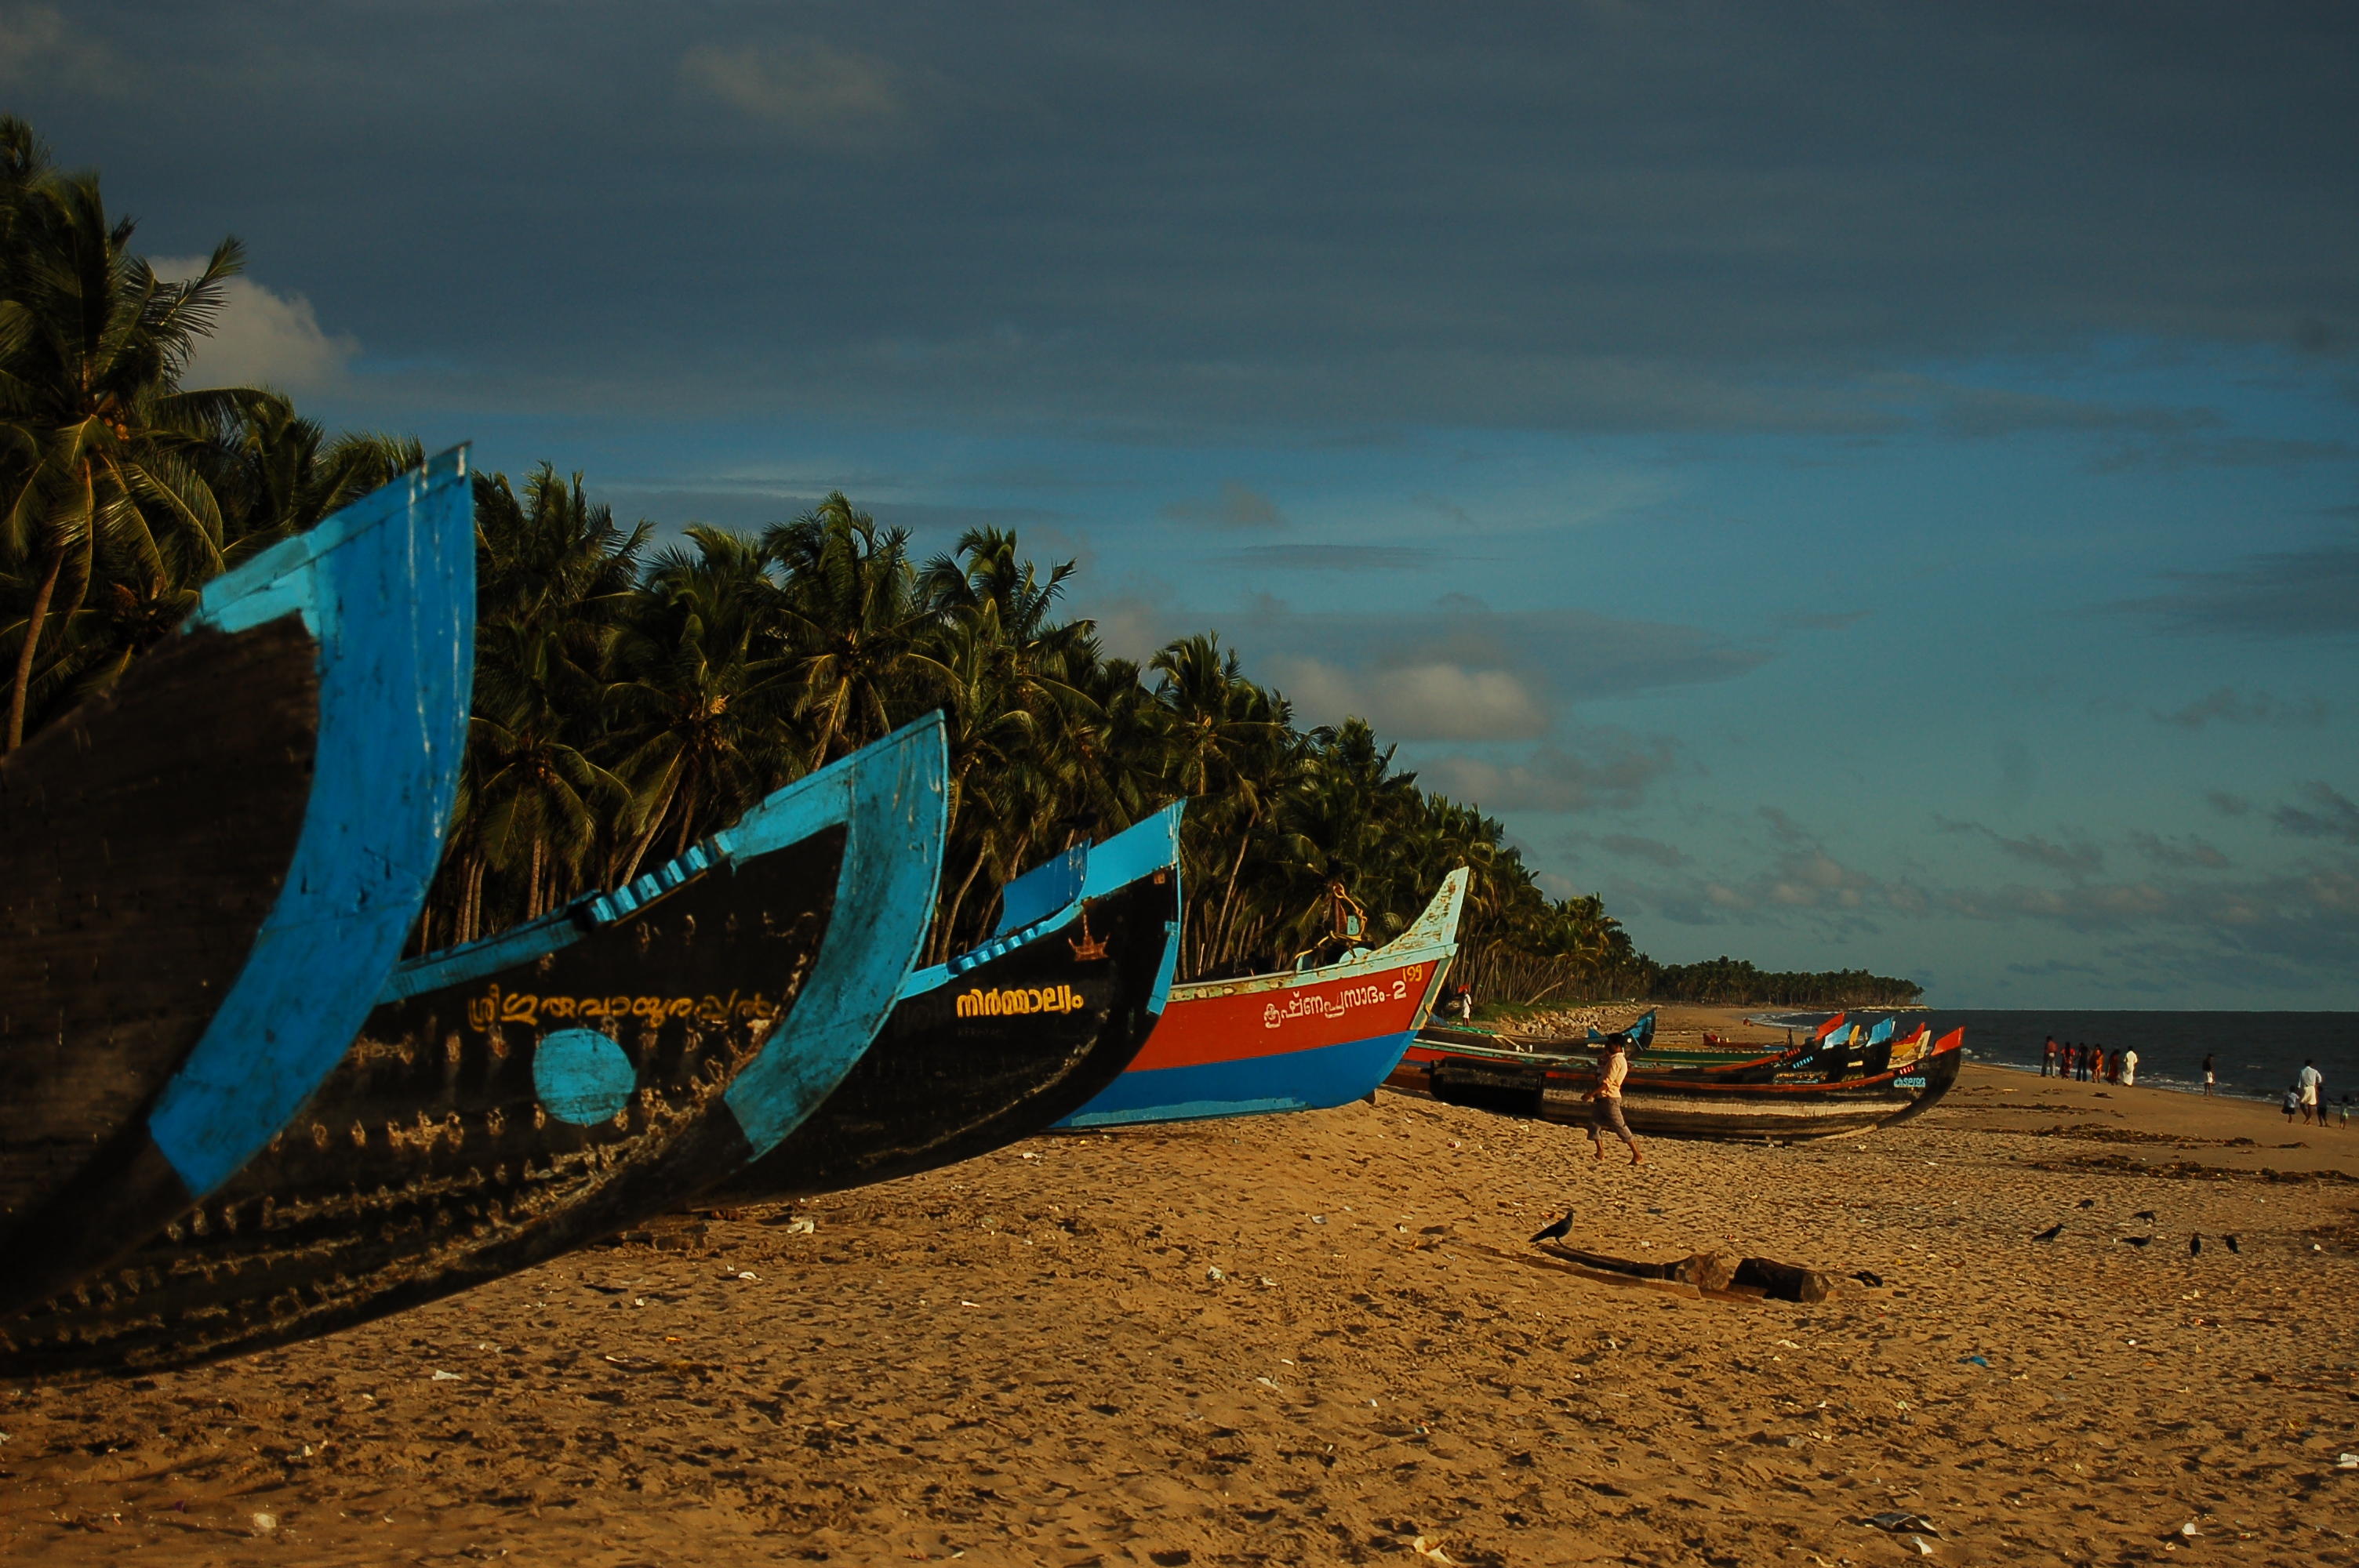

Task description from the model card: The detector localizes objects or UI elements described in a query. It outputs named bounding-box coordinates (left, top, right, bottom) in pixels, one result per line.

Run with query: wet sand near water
left=4, top=1064, right=2355, bottom=1565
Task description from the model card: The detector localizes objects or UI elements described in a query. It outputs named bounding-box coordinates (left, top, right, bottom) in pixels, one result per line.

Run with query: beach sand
left=5, top=1036, right=2356, bottom=1565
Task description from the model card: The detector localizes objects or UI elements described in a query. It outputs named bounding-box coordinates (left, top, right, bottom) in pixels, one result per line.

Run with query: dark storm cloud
left=1085, top=589, right=1772, bottom=726
left=2130, top=831, right=2231, bottom=870
left=1161, top=483, right=1285, bottom=530
left=1937, top=817, right=2106, bottom=877
left=1598, top=833, right=1690, bottom=869
left=1418, top=735, right=1681, bottom=814
left=2121, top=547, right=2359, bottom=639
left=1932, top=387, right=2356, bottom=469
left=2152, top=687, right=2331, bottom=729
left=2272, top=782, right=2359, bottom=846
left=9, top=2, right=2354, bottom=435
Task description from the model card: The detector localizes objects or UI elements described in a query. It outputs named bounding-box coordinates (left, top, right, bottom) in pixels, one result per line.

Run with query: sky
left=9, top=2, right=2355, bottom=1007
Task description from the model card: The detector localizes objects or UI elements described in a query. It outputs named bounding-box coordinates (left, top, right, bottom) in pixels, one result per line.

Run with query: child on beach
left=2285, top=1087, right=2301, bottom=1123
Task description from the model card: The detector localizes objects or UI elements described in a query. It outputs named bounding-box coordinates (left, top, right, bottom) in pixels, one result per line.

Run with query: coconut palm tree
left=602, top=527, right=798, bottom=879
left=765, top=493, right=946, bottom=768
left=0, top=153, right=251, bottom=748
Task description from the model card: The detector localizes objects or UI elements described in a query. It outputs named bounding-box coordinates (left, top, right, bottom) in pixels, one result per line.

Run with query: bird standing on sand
left=2133, top=1210, right=2157, bottom=1221
left=2077, top=1197, right=2096, bottom=1210
left=2033, top=1223, right=2065, bottom=1242
left=2225, top=1235, right=2241, bottom=1254
left=1530, top=1213, right=1574, bottom=1245
left=2190, top=1234, right=2202, bottom=1256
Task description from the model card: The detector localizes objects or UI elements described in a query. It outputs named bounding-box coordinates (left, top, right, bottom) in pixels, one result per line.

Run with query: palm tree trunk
left=5, top=545, right=65, bottom=752
left=527, top=838, right=547, bottom=920
left=463, top=855, right=485, bottom=945
left=613, top=768, right=684, bottom=887
left=933, top=843, right=992, bottom=964
left=1208, top=804, right=1259, bottom=967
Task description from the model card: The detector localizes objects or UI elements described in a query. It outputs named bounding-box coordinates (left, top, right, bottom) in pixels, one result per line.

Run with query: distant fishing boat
left=1397, top=1024, right=1964, bottom=1141
left=706, top=804, right=1183, bottom=1201
left=0, top=450, right=474, bottom=1314
left=1052, top=869, right=1468, bottom=1128
left=1, top=719, right=947, bottom=1379
left=1405, top=1006, right=1863, bottom=1077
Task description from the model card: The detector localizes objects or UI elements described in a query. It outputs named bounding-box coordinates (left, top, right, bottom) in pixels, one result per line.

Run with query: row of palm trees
left=3, top=115, right=1925, bottom=1005
left=422, top=467, right=1641, bottom=985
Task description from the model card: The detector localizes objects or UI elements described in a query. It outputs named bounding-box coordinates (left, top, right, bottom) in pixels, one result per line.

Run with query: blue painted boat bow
left=144, top=448, right=474, bottom=1198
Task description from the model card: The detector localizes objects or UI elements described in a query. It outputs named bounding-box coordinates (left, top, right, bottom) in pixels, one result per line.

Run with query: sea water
left=1756, top=1009, right=2357, bottom=1107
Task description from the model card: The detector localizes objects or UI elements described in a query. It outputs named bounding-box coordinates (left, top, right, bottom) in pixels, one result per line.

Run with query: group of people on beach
left=2041, top=1036, right=2136, bottom=1086
left=2286, top=1059, right=2340, bottom=1127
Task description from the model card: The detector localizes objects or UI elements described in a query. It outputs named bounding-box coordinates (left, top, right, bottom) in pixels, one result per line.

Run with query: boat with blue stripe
left=1054, top=869, right=1467, bottom=1129
left=710, top=802, right=1183, bottom=1201
left=2, top=717, right=947, bottom=1378
left=1, top=450, right=474, bottom=1314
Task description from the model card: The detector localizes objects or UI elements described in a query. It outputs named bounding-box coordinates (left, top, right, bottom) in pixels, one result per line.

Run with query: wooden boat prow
left=1054, top=868, right=1468, bottom=1128
left=0, top=451, right=474, bottom=1312
left=710, top=803, right=1183, bottom=1201
left=1, top=719, right=948, bottom=1380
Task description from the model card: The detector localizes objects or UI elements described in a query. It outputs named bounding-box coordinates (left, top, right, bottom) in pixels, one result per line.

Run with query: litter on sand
left=1863, top=1512, right=1940, bottom=1536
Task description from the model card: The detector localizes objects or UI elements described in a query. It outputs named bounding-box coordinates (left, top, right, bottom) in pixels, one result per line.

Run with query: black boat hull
left=0, top=828, right=848, bottom=1378
left=707, top=867, right=1178, bottom=1202
left=0, top=621, right=319, bottom=1240
left=0, top=452, right=475, bottom=1315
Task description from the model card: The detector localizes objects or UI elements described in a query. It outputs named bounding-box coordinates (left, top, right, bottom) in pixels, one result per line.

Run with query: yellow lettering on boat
left=956, top=983, right=1086, bottom=1019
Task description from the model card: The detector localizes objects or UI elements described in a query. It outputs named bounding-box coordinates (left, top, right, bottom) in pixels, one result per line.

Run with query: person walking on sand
left=2203, top=1053, right=2217, bottom=1096
left=2121, top=1047, right=2138, bottom=1088
left=1589, top=1038, right=1644, bottom=1167
left=2299, top=1060, right=2323, bottom=1126
left=2284, top=1085, right=2302, bottom=1124
left=2042, top=1036, right=2057, bottom=1077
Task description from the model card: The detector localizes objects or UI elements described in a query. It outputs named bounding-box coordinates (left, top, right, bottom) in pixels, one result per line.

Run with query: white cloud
left=1418, top=735, right=1678, bottom=812
left=680, top=38, right=913, bottom=151
left=1264, top=655, right=1547, bottom=742
left=152, top=258, right=360, bottom=394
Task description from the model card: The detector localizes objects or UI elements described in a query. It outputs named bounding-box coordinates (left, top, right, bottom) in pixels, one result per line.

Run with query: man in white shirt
left=2299, top=1060, right=2324, bottom=1125
left=1589, top=1039, right=1645, bottom=1167
left=2120, top=1048, right=2138, bottom=1087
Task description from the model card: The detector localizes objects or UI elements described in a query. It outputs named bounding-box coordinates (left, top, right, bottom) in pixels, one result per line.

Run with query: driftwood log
left=1544, top=1244, right=1839, bottom=1303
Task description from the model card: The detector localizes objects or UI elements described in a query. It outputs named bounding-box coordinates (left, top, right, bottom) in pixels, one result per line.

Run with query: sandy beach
left=5, top=1024, right=2356, bottom=1566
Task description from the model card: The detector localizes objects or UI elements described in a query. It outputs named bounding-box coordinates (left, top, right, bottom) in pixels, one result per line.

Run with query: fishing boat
left=0, top=719, right=947, bottom=1379
left=0, top=451, right=474, bottom=1313
left=1395, top=1007, right=1885, bottom=1089
left=707, top=804, right=1183, bottom=1202
left=1401, top=1023, right=1963, bottom=1141
left=1051, top=869, right=1468, bottom=1128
